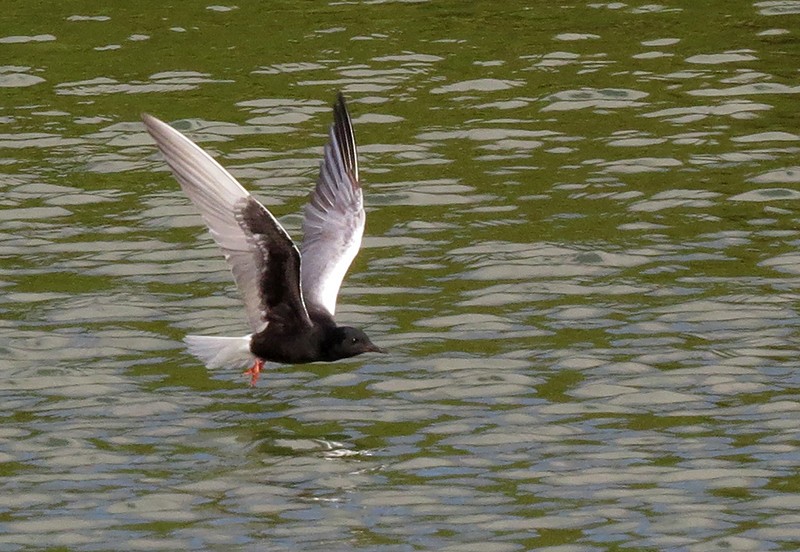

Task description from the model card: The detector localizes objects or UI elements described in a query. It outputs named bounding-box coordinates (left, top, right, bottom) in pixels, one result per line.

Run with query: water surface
left=2, top=1, right=800, bottom=550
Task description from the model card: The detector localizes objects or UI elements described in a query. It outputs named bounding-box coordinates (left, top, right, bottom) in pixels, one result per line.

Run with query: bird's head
left=325, top=326, right=386, bottom=360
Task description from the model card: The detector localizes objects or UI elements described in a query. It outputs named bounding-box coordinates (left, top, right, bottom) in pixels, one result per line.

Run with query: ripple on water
left=2, top=2, right=800, bottom=551
left=430, top=78, right=524, bottom=94
left=686, top=51, right=758, bottom=64
left=756, top=1, right=800, bottom=15
left=760, top=253, right=800, bottom=275
left=0, top=69, right=46, bottom=88
left=643, top=100, right=773, bottom=123
left=628, top=188, right=720, bottom=211
left=452, top=241, right=651, bottom=282
left=749, top=166, right=800, bottom=184
left=542, top=88, right=649, bottom=112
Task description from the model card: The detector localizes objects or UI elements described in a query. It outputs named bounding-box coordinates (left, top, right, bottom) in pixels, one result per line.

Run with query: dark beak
left=367, top=343, right=388, bottom=354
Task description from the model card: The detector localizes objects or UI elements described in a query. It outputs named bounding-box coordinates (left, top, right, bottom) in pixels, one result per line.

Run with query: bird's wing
left=300, top=94, right=365, bottom=317
left=142, top=114, right=312, bottom=332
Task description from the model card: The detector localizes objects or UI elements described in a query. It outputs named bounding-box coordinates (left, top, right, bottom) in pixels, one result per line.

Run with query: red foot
left=243, top=359, right=265, bottom=386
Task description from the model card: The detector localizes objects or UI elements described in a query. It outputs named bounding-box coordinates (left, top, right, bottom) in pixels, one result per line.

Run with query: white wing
left=300, top=94, right=365, bottom=317
left=142, top=114, right=301, bottom=333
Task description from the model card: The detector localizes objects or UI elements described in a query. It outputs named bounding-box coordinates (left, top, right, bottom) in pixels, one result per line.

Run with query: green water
left=2, top=1, right=800, bottom=550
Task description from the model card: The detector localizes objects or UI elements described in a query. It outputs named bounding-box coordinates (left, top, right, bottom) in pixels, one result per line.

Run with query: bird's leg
left=244, top=358, right=265, bottom=386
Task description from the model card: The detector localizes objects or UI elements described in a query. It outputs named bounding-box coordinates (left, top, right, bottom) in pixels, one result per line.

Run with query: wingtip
left=329, top=92, right=358, bottom=182
left=141, top=112, right=170, bottom=136
left=141, top=113, right=163, bottom=146
left=333, top=92, right=349, bottom=124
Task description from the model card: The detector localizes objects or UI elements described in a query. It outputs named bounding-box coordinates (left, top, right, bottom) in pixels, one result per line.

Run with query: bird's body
left=249, top=306, right=349, bottom=363
left=142, top=94, right=384, bottom=385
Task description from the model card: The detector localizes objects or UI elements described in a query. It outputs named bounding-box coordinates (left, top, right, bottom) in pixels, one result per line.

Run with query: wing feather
left=300, top=94, right=365, bottom=316
left=142, top=114, right=311, bottom=331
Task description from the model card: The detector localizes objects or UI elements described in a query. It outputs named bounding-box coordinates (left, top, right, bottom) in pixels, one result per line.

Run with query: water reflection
left=2, top=0, right=800, bottom=550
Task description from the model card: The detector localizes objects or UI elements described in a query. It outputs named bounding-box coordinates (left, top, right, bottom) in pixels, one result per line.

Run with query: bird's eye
left=351, top=337, right=358, bottom=344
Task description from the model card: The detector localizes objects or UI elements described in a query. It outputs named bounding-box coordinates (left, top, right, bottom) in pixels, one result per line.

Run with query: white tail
left=184, top=335, right=254, bottom=369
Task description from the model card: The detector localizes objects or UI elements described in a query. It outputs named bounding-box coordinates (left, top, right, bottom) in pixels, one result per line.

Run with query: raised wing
left=300, top=94, right=365, bottom=316
left=142, top=114, right=311, bottom=332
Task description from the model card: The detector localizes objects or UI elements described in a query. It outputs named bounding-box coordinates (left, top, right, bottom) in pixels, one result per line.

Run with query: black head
left=324, top=326, right=386, bottom=361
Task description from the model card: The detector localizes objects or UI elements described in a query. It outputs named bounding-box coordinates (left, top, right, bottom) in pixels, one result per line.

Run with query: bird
left=142, top=93, right=385, bottom=385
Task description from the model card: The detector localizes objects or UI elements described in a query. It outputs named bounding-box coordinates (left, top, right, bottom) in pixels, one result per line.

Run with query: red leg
left=243, top=358, right=265, bottom=386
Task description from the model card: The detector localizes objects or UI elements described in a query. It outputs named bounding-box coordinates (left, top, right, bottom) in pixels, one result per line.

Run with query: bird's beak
left=367, top=343, right=388, bottom=354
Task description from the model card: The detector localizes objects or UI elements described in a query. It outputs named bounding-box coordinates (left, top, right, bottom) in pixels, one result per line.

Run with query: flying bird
left=142, top=93, right=384, bottom=385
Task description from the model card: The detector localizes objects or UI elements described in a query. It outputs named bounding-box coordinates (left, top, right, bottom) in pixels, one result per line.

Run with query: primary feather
left=300, top=94, right=365, bottom=316
left=141, top=114, right=311, bottom=333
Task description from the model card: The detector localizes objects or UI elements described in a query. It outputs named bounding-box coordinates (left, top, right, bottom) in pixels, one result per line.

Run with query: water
left=2, top=1, right=800, bottom=550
